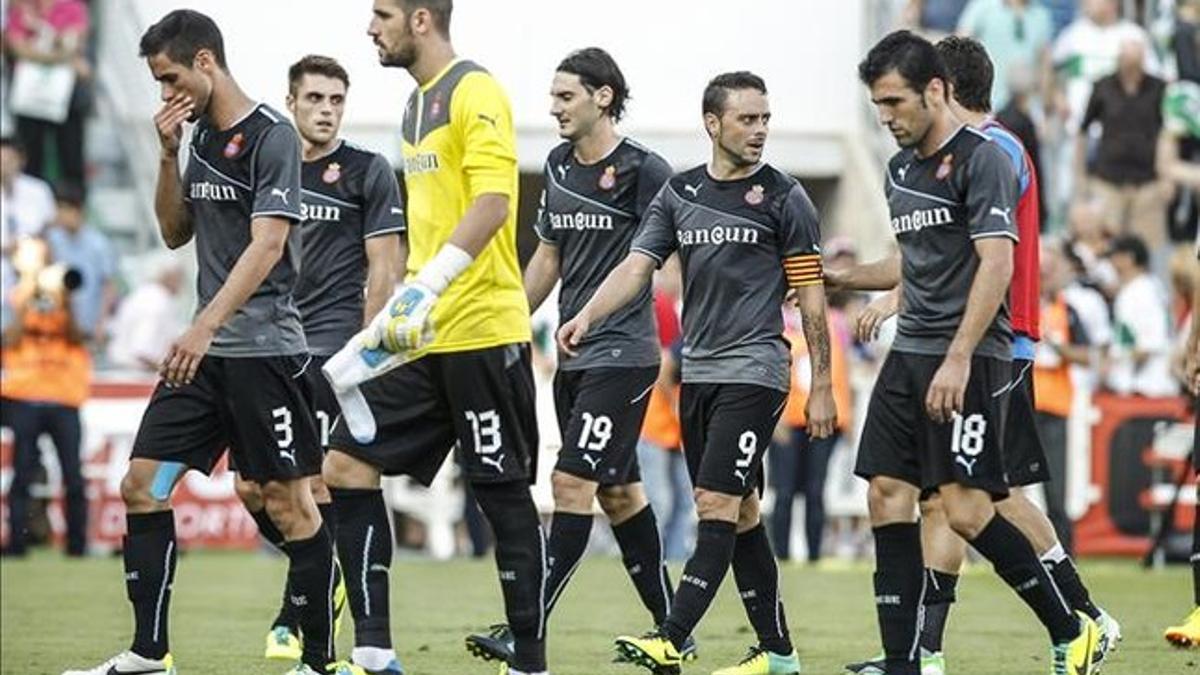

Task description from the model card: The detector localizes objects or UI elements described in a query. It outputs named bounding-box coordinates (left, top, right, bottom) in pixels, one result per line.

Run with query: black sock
left=970, top=515, right=1077, bottom=643
left=125, top=511, right=177, bottom=661
left=612, top=506, right=674, bottom=626
left=919, top=568, right=958, bottom=653
left=1192, top=508, right=1199, bottom=606
left=474, top=481, right=547, bottom=673
left=250, top=507, right=288, bottom=550
left=543, top=512, right=593, bottom=616
left=662, top=519, right=737, bottom=650
left=248, top=508, right=299, bottom=632
left=287, top=526, right=337, bottom=669
left=1039, top=544, right=1100, bottom=620
left=317, top=500, right=337, bottom=540
left=330, top=488, right=392, bottom=649
left=732, top=523, right=792, bottom=655
left=872, top=523, right=923, bottom=675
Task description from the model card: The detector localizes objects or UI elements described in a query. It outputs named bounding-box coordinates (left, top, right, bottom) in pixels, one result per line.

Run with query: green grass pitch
left=2, top=551, right=1196, bottom=674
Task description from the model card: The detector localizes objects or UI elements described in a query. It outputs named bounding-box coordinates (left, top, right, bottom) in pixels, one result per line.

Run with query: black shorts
left=553, top=366, right=658, bottom=486
left=1003, top=359, right=1051, bottom=486
left=132, top=355, right=322, bottom=483
left=679, top=383, right=788, bottom=497
left=855, top=351, right=1010, bottom=497
left=327, top=344, right=538, bottom=486
left=305, top=354, right=337, bottom=448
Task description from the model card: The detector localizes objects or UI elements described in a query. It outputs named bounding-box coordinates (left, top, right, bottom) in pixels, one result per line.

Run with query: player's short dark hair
left=936, top=36, right=994, bottom=113
left=139, top=9, right=227, bottom=70
left=556, top=47, right=630, bottom=122
left=397, top=0, right=452, bottom=37
left=289, top=55, right=350, bottom=95
left=858, top=30, right=946, bottom=95
left=1106, top=233, right=1149, bottom=269
left=702, top=71, right=767, bottom=117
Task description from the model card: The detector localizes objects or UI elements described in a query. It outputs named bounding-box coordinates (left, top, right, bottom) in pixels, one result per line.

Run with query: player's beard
left=718, top=135, right=759, bottom=169
left=380, top=26, right=418, bottom=68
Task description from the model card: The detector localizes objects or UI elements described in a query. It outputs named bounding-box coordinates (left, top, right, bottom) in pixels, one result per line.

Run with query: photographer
left=1, top=236, right=90, bottom=557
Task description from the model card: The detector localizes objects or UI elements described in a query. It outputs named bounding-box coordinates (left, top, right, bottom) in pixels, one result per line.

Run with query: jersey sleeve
left=533, top=163, right=556, bottom=245
left=452, top=72, right=518, bottom=202
left=250, top=124, right=303, bottom=222
left=984, top=127, right=1030, bottom=195
left=629, top=184, right=678, bottom=268
left=779, top=182, right=824, bottom=287
left=964, top=143, right=1019, bottom=242
left=361, top=153, right=406, bottom=239
left=635, top=153, right=674, bottom=220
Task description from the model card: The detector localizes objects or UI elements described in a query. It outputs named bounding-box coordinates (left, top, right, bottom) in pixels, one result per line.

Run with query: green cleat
left=711, top=645, right=801, bottom=674
left=614, top=630, right=682, bottom=674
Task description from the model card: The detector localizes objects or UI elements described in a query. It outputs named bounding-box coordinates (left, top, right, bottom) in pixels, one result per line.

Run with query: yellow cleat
left=334, top=568, right=349, bottom=639
left=266, top=625, right=303, bottom=661
left=712, top=645, right=801, bottom=675
left=1165, top=606, right=1200, bottom=648
left=614, top=631, right=682, bottom=674
left=1050, top=612, right=1099, bottom=675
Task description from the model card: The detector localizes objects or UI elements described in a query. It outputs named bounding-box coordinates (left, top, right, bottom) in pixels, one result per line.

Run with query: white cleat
left=1094, top=609, right=1122, bottom=669
left=62, top=651, right=175, bottom=675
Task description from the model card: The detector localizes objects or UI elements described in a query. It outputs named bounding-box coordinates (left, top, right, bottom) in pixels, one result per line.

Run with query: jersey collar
left=420, top=58, right=462, bottom=93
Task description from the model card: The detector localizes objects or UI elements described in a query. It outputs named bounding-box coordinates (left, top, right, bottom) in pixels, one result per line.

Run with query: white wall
left=131, top=0, right=867, bottom=173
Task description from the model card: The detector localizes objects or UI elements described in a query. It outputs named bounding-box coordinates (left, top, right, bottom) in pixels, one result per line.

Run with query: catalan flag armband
left=784, top=253, right=823, bottom=288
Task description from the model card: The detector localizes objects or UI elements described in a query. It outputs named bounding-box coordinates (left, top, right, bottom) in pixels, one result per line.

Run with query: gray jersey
left=631, top=163, right=822, bottom=392
left=886, top=126, right=1019, bottom=360
left=184, top=103, right=305, bottom=357
left=535, top=138, right=672, bottom=370
left=296, top=141, right=406, bottom=356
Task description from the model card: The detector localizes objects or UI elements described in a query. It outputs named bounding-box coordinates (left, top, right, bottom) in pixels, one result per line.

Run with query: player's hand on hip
left=855, top=293, right=898, bottom=343
left=925, top=353, right=970, bottom=424
left=160, top=322, right=214, bottom=387
left=556, top=315, right=590, bottom=358
left=154, top=94, right=193, bottom=156
left=805, top=385, right=838, bottom=439
left=364, top=282, right=437, bottom=353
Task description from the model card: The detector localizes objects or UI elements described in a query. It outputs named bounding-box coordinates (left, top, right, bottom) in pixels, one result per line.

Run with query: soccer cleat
left=283, top=662, right=368, bottom=675
left=1165, top=606, right=1200, bottom=648
left=333, top=568, right=349, bottom=639
left=61, top=651, right=176, bottom=675
left=843, top=648, right=942, bottom=674
left=680, top=634, right=699, bottom=662
left=360, top=660, right=404, bottom=675
left=711, top=645, right=801, bottom=674
left=614, top=631, right=682, bottom=674
left=266, top=625, right=303, bottom=661
left=1050, top=612, right=1099, bottom=675
left=1093, top=608, right=1121, bottom=665
left=466, top=623, right=515, bottom=663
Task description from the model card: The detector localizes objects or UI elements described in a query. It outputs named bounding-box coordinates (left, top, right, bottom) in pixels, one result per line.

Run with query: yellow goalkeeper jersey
left=401, top=59, right=530, bottom=353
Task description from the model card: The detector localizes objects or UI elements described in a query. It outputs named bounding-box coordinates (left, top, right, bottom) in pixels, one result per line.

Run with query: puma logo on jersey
left=279, top=449, right=297, bottom=466
left=897, top=164, right=910, bottom=181
left=683, top=183, right=701, bottom=197
left=734, top=468, right=750, bottom=485
left=556, top=164, right=568, bottom=181
left=480, top=453, right=506, bottom=473
left=271, top=187, right=291, bottom=205
left=582, top=454, right=601, bottom=472
left=989, top=206, right=1012, bottom=225
left=477, top=113, right=498, bottom=128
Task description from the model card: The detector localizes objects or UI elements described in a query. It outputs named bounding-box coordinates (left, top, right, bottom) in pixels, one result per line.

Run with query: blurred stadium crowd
left=0, top=0, right=1196, bottom=563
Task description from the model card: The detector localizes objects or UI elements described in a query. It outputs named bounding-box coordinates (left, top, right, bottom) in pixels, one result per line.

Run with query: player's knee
left=736, top=494, right=761, bottom=531
left=693, top=488, right=739, bottom=522
left=121, top=461, right=180, bottom=513
left=260, top=481, right=303, bottom=530
left=120, top=471, right=159, bottom=512
left=941, top=496, right=991, bottom=540
left=322, top=449, right=378, bottom=489
left=234, top=476, right=264, bottom=512
left=867, top=477, right=916, bottom=525
left=597, top=483, right=647, bottom=524
left=552, top=470, right=596, bottom=513
left=309, top=476, right=331, bottom=504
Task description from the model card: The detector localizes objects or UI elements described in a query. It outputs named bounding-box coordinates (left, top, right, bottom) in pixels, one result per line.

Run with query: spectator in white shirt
left=1, top=134, right=54, bottom=331
left=105, top=256, right=184, bottom=371
left=1104, top=234, right=1178, bottom=397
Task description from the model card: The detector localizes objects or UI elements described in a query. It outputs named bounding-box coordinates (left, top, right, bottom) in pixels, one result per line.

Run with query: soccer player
left=64, top=10, right=348, bottom=675
left=1164, top=235, right=1200, bottom=647
left=464, top=46, right=690, bottom=667
left=558, top=71, right=836, bottom=675
left=231, top=55, right=405, bottom=666
left=322, top=1, right=547, bottom=674
left=851, top=31, right=1101, bottom=675
left=841, top=36, right=1118, bottom=674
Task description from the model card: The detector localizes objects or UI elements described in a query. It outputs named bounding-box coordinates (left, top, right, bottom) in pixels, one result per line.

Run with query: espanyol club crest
left=936, top=153, right=954, bottom=181
left=223, top=132, right=244, bottom=158
left=430, top=90, right=444, bottom=119
left=598, top=165, right=616, bottom=190
left=323, top=162, right=342, bottom=184
left=744, top=184, right=764, bottom=206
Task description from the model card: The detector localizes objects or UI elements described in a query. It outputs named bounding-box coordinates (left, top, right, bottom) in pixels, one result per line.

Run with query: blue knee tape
left=150, top=462, right=187, bottom=501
